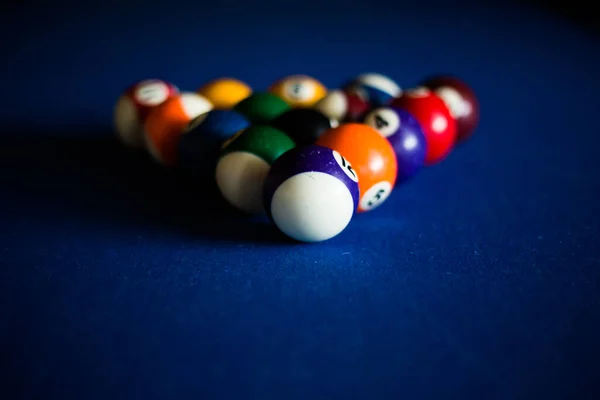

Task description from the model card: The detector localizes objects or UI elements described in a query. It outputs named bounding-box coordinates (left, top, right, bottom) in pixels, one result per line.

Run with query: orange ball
left=144, top=92, right=213, bottom=166
left=197, top=78, right=252, bottom=109
left=316, top=123, right=397, bottom=212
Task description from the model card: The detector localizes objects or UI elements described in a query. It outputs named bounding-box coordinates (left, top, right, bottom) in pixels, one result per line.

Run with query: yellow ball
left=268, top=74, right=327, bottom=107
left=197, top=78, right=252, bottom=109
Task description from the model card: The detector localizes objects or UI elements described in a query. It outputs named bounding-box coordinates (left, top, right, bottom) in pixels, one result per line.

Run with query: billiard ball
left=197, top=77, right=252, bottom=110
left=178, top=109, right=251, bottom=174
left=144, top=92, right=213, bottom=166
left=215, top=125, right=295, bottom=214
left=391, top=87, right=457, bottom=166
left=233, top=92, right=291, bottom=124
left=270, top=108, right=334, bottom=146
left=343, top=73, right=401, bottom=107
left=268, top=74, right=327, bottom=107
left=363, top=107, right=427, bottom=183
left=419, top=75, right=480, bottom=142
left=263, top=145, right=359, bottom=242
left=316, top=123, right=397, bottom=212
left=313, top=89, right=370, bottom=123
left=113, top=79, right=179, bottom=148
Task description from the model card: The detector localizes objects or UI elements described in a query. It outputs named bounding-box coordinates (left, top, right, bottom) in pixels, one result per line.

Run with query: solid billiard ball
left=268, top=75, right=327, bottom=107
left=313, top=89, right=370, bottom=123
left=215, top=125, right=295, bottom=214
left=113, top=79, right=179, bottom=148
left=391, top=87, right=457, bottom=166
left=313, top=90, right=346, bottom=121
left=233, top=92, right=291, bottom=124
left=316, top=123, right=397, bottom=212
left=419, top=75, right=480, bottom=142
left=270, top=108, right=334, bottom=146
left=344, top=91, right=372, bottom=122
left=343, top=73, right=402, bottom=107
left=178, top=109, right=251, bottom=174
left=197, top=77, right=252, bottom=110
left=144, top=92, right=213, bottom=166
left=263, top=145, right=359, bottom=242
left=363, top=107, right=427, bottom=183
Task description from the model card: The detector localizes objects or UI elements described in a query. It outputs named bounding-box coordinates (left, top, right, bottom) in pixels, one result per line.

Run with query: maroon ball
left=344, top=91, right=371, bottom=122
left=419, top=76, right=480, bottom=143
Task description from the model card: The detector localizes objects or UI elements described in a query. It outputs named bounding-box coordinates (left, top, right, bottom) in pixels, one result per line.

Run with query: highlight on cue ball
left=263, top=145, right=360, bottom=243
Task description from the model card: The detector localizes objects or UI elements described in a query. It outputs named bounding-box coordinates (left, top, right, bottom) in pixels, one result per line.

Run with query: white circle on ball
left=355, top=73, right=401, bottom=97
left=431, top=115, right=448, bottom=133
left=284, top=79, right=315, bottom=102
left=364, top=108, right=400, bottom=138
left=314, top=90, right=347, bottom=121
left=435, top=87, right=471, bottom=119
left=134, top=80, right=170, bottom=106
left=270, top=171, right=355, bottom=242
left=215, top=151, right=270, bottom=214
left=360, top=181, right=393, bottom=211
left=332, top=150, right=359, bottom=182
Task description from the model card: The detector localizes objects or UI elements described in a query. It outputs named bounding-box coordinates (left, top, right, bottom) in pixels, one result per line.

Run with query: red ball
left=344, top=91, right=371, bottom=122
left=420, top=75, right=480, bottom=143
left=390, top=87, right=457, bottom=165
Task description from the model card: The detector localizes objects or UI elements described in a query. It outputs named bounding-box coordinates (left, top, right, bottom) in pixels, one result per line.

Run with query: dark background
left=1, top=1, right=599, bottom=399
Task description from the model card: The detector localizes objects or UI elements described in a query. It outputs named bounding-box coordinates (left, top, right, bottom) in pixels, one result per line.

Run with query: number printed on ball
left=365, top=108, right=400, bottom=137
left=135, top=80, right=170, bottom=106
left=332, top=150, right=358, bottom=182
left=285, top=80, right=315, bottom=101
left=360, top=181, right=392, bottom=211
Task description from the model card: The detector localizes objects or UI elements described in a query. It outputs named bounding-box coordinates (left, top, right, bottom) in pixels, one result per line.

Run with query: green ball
left=233, top=92, right=291, bottom=124
left=216, top=125, right=295, bottom=214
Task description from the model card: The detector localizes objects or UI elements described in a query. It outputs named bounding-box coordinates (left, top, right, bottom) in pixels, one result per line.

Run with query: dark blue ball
left=178, top=109, right=250, bottom=174
left=363, top=107, right=427, bottom=183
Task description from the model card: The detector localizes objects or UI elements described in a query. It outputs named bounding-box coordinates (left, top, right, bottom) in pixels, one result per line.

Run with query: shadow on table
left=0, top=126, right=294, bottom=245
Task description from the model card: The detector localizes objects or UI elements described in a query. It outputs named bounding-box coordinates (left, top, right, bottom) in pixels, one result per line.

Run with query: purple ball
left=263, top=145, right=360, bottom=242
left=363, top=107, right=427, bottom=182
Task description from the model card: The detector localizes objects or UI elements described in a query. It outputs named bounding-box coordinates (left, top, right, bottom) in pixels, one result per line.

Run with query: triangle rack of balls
left=113, top=73, right=480, bottom=243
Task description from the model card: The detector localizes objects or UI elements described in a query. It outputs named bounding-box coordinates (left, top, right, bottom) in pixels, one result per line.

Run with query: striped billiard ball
left=215, top=125, right=295, bottom=214
left=343, top=73, right=402, bottom=108
left=113, top=79, right=179, bottom=149
left=263, top=145, right=359, bottom=243
left=316, top=123, right=397, bottom=213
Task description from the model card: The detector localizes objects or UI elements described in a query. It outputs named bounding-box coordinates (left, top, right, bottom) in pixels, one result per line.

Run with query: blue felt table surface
left=1, top=1, right=600, bottom=399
